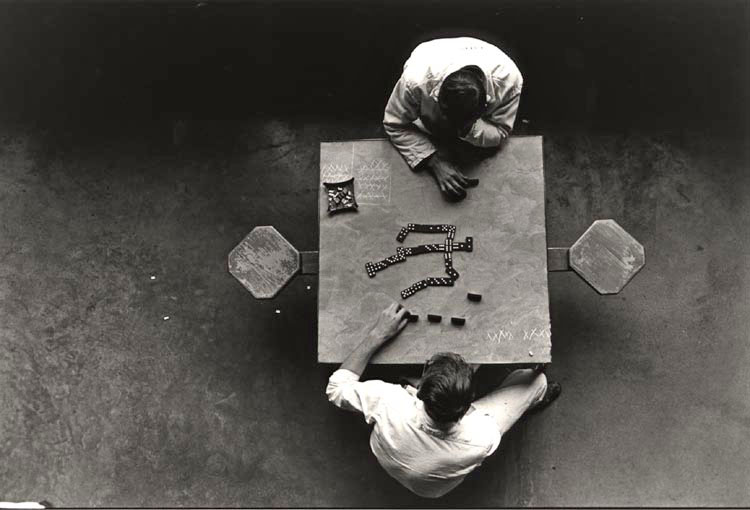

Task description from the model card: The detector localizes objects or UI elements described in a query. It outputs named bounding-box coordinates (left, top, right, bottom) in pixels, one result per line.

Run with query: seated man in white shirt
left=326, top=303, right=561, bottom=498
left=383, top=37, right=523, bottom=200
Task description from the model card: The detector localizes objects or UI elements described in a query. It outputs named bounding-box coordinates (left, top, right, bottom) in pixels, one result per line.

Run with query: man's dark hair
left=417, top=352, right=474, bottom=424
left=438, top=65, right=487, bottom=125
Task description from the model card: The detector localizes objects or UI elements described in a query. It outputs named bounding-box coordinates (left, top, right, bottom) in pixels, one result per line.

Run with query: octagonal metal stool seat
left=228, top=226, right=301, bottom=299
left=568, top=219, right=645, bottom=294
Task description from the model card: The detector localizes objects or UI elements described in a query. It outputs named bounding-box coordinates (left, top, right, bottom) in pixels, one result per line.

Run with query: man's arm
left=383, top=77, right=437, bottom=169
left=459, top=91, right=521, bottom=148
left=340, top=302, right=409, bottom=376
left=326, top=303, right=410, bottom=423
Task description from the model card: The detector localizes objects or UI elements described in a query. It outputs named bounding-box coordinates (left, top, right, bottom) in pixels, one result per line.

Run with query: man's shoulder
left=412, top=36, right=498, bottom=53
left=364, top=379, right=417, bottom=400
left=373, top=383, right=421, bottom=418
left=487, top=57, right=523, bottom=101
left=400, top=59, right=435, bottom=93
left=405, top=37, right=522, bottom=95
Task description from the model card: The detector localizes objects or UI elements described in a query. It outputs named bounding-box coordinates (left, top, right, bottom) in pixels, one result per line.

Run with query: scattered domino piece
left=427, top=314, right=442, bottom=323
left=446, top=267, right=459, bottom=280
left=406, top=312, right=419, bottom=322
left=451, top=317, right=466, bottom=326
left=465, top=177, right=479, bottom=188
left=467, top=292, right=482, bottom=302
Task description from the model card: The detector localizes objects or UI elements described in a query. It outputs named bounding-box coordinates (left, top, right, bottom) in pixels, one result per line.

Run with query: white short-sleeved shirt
left=326, top=369, right=502, bottom=498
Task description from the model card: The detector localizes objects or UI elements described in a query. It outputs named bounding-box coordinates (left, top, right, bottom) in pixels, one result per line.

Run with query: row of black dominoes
left=367, top=236, right=468, bottom=281
left=455, top=237, right=473, bottom=252
left=443, top=251, right=460, bottom=281
left=400, top=276, right=455, bottom=299
left=400, top=279, right=429, bottom=298
left=405, top=312, right=465, bottom=324
left=425, top=314, right=466, bottom=326
left=405, top=293, right=481, bottom=323
left=399, top=239, right=471, bottom=258
left=365, top=252, right=406, bottom=278
left=410, top=223, right=455, bottom=234
left=397, top=223, right=457, bottom=243
left=401, top=245, right=442, bottom=256
left=425, top=277, right=454, bottom=286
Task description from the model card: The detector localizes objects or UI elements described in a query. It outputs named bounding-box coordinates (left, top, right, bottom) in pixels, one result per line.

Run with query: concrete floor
left=0, top=1, right=749, bottom=507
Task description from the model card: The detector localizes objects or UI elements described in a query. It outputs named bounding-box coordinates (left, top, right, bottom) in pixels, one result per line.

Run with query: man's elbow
left=467, top=135, right=504, bottom=149
left=482, top=137, right=505, bottom=148
left=325, top=381, right=341, bottom=406
left=478, top=127, right=510, bottom=148
left=382, top=120, right=403, bottom=140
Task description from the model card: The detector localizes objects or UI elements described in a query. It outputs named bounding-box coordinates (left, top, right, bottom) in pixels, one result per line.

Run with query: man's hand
left=425, top=153, right=469, bottom=199
left=368, top=303, right=409, bottom=345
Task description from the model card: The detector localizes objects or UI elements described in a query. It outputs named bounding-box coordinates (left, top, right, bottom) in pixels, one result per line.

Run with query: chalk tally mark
left=486, top=328, right=551, bottom=343
left=355, top=158, right=391, bottom=205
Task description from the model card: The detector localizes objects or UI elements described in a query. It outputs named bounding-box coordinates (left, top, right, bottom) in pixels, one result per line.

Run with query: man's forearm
left=383, top=123, right=437, bottom=169
left=339, top=334, right=386, bottom=377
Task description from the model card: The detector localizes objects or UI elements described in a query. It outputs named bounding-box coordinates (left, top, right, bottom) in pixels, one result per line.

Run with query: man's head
left=438, top=65, right=487, bottom=128
left=417, top=352, right=474, bottom=425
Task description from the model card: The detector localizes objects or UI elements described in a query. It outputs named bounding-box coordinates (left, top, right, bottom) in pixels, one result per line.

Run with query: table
left=318, top=137, right=550, bottom=364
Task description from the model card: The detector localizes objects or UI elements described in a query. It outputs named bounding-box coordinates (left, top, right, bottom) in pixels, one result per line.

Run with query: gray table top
left=318, top=137, right=551, bottom=364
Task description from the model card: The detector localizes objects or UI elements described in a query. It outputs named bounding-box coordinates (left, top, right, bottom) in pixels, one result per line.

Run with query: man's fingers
left=448, top=177, right=465, bottom=193
left=395, top=307, right=408, bottom=320
left=443, top=179, right=460, bottom=196
left=453, top=171, right=469, bottom=186
left=397, top=318, right=409, bottom=332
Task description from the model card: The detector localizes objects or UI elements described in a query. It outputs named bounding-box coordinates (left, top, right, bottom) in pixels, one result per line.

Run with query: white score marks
left=486, top=328, right=551, bottom=343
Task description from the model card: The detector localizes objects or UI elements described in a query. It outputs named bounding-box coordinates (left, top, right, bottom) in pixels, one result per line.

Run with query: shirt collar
left=415, top=400, right=459, bottom=438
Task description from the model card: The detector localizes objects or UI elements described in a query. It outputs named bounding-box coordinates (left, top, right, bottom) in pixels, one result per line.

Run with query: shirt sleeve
left=485, top=423, right=502, bottom=456
left=459, top=89, right=521, bottom=148
left=325, top=369, right=400, bottom=425
left=383, top=77, right=437, bottom=169
left=467, top=406, right=503, bottom=457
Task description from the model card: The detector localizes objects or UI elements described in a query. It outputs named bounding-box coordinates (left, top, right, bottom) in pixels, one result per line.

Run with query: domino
left=446, top=267, right=459, bottom=280
left=401, top=279, right=429, bottom=299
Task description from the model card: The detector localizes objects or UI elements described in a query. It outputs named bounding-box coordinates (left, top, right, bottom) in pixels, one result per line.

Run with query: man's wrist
left=365, top=333, right=388, bottom=350
left=416, top=151, right=437, bottom=171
